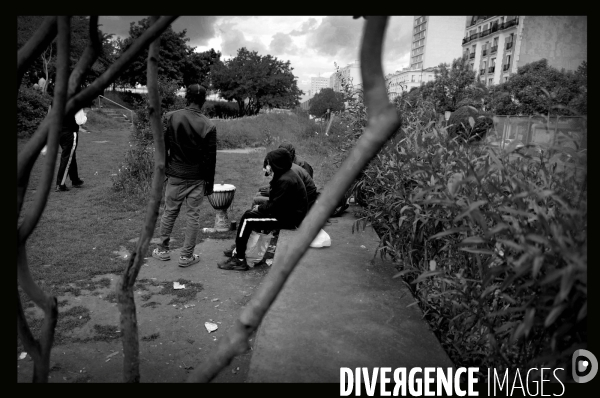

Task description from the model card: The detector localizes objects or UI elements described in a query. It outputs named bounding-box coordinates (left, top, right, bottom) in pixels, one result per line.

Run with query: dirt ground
left=17, top=238, right=273, bottom=383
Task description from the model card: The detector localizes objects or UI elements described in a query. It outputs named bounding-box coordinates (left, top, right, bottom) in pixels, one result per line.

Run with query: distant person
left=218, top=148, right=308, bottom=271
left=152, top=84, right=217, bottom=267
left=53, top=101, right=86, bottom=192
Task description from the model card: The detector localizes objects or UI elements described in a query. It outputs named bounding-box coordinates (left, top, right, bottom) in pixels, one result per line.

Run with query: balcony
left=506, top=41, right=513, bottom=50
left=482, top=49, right=487, bottom=56
left=503, top=64, right=510, bottom=71
left=504, top=18, right=518, bottom=29
left=488, top=66, right=495, bottom=73
left=491, top=45, right=498, bottom=53
left=480, top=69, right=486, bottom=75
left=469, top=52, right=475, bottom=59
left=479, top=28, right=491, bottom=38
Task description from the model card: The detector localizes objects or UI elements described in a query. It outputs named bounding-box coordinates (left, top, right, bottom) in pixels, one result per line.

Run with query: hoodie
left=279, top=143, right=314, bottom=178
left=258, top=148, right=308, bottom=228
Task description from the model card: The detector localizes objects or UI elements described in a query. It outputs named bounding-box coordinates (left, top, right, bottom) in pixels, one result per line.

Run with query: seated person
left=218, top=148, right=308, bottom=271
left=253, top=142, right=315, bottom=205
left=254, top=159, right=318, bottom=209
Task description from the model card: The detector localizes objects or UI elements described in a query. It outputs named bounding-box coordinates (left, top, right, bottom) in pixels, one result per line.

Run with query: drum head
left=213, top=183, right=236, bottom=192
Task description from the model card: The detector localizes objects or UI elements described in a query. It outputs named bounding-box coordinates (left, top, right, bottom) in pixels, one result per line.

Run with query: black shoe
left=55, top=184, right=69, bottom=192
left=217, top=257, right=249, bottom=271
left=72, top=179, right=84, bottom=188
left=223, top=243, right=236, bottom=257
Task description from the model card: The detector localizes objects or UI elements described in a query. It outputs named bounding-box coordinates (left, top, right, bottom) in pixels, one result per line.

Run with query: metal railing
left=503, top=64, right=510, bottom=71
left=506, top=41, right=513, bottom=50
left=482, top=49, right=488, bottom=56
left=489, top=66, right=495, bottom=73
left=480, top=69, right=486, bottom=75
left=96, top=94, right=134, bottom=127
left=491, top=45, right=498, bottom=53
left=470, top=52, right=476, bottom=59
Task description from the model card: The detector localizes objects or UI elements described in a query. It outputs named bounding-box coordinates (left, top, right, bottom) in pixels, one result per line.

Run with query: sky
left=98, top=16, right=416, bottom=102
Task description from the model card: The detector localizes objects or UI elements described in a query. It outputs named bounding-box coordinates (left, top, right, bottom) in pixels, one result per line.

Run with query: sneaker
left=217, top=257, right=249, bottom=271
left=152, top=247, right=171, bottom=261
left=72, top=179, right=84, bottom=188
left=179, top=254, right=200, bottom=268
left=223, top=243, right=236, bottom=257
left=55, top=184, right=69, bottom=192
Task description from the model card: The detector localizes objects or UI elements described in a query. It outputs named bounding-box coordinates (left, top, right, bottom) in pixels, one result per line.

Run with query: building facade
left=385, top=67, right=437, bottom=100
left=310, top=77, right=329, bottom=98
left=330, top=60, right=362, bottom=93
left=462, top=16, right=587, bottom=86
left=411, top=16, right=466, bottom=70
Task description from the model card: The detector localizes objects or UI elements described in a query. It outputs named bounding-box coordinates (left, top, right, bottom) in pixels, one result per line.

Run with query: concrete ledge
left=247, top=206, right=454, bottom=383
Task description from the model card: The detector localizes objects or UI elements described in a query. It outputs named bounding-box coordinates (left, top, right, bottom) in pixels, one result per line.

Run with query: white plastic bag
left=310, top=229, right=331, bottom=248
left=41, top=145, right=47, bottom=156
left=245, top=231, right=273, bottom=266
left=75, top=109, right=87, bottom=125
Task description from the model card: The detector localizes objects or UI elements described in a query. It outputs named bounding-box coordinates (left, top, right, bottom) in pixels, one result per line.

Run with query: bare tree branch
left=118, top=15, right=167, bottom=383
left=16, top=16, right=70, bottom=383
left=187, top=16, right=401, bottom=383
left=17, top=16, right=57, bottom=95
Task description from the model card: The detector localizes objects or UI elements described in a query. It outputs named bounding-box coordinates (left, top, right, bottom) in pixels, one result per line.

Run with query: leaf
left=412, top=270, right=444, bottom=284
left=453, top=200, right=488, bottom=222
left=429, top=227, right=468, bottom=240
left=393, top=269, right=418, bottom=279
left=577, top=302, right=587, bottom=322
left=429, top=260, right=437, bottom=271
left=460, top=236, right=486, bottom=245
left=532, top=255, right=544, bottom=278
left=459, top=247, right=494, bottom=255
left=468, top=116, right=475, bottom=128
left=544, top=304, right=567, bottom=327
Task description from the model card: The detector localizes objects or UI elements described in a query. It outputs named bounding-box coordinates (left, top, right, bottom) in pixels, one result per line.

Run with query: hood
left=264, top=148, right=292, bottom=176
left=278, top=143, right=297, bottom=162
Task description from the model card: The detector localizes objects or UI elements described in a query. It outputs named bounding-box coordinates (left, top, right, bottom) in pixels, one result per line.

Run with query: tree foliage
left=119, top=17, right=221, bottom=88
left=308, top=88, right=345, bottom=118
left=211, top=47, right=303, bottom=116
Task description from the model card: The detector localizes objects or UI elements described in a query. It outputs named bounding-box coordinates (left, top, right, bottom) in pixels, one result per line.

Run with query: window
left=506, top=54, right=511, bottom=64
left=411, top=75, right=415, bottom=82
left=491, top=57, right=496, bottom=65
left=470, top=63, right=474, bottom=70
left=493, top=37, right=498, bottom=46
left=504, top=76, right=509, bottom=83
left=483, top=61, right=487, bottom=69
left=488, top=78, right=493, bottom=86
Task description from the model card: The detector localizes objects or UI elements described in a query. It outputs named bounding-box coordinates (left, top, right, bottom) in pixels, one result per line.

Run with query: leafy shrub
left=447, top=106, right=494, bottom=143
left=202, top=100, right=239, bottom=119
left=353, top=99, right=587, bottom=381
left=17, top=86, right=52, bottom=138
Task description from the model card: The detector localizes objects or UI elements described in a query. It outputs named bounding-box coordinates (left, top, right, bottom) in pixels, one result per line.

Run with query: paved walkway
left=247, top=206, right=454, bottom=382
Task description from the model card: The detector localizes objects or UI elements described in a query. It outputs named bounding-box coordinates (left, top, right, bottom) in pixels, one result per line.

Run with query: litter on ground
left=173, top=282, right=186, bottom=290
left=205, top=322, right=218, bottom=333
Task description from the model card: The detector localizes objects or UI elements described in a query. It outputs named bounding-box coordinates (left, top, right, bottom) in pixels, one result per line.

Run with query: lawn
left=17, top=111, right=273, bottom=299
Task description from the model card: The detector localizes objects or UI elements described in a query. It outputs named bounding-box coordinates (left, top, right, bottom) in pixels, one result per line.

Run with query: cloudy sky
left=98, top=16, right=415, bottom=101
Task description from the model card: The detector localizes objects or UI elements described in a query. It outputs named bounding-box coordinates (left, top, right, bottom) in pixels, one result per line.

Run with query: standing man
left=152, top=84, right=217, bottom=267
left=55, top=104, right=85, bottom=192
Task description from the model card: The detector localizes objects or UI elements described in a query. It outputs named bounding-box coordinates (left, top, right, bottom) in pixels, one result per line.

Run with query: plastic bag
left=245, top=230, right=273, bottom=266
left=75, top=109, right=87, bottom=125
left=41, top=145, right=47, bottom=156
left=310, top=229, right=331, bottom=248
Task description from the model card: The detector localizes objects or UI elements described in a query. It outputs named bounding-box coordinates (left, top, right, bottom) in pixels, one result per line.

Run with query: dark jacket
left=291, top=163, right=318, bottom=208
left=164, top=107, right=217, bottom=182
left=50, top=101, right=79, bottom=135
left=278, top=142, right=313, bottom=178
left=258, top=148, right=308, bottom=228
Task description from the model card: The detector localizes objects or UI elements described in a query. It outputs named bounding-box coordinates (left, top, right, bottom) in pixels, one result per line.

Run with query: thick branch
left=18, top=14, right=71, bottom=245
left=118, top=15, right=167, bottom=383
left=67, top=16, right=101, bottom=99
left=17, top=16, right=57, bottom=94
left=187, top=16, right=400, bottom=383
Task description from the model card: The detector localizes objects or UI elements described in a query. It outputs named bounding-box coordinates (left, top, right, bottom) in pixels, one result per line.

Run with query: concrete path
left=247, top=206, right=454, bottom=382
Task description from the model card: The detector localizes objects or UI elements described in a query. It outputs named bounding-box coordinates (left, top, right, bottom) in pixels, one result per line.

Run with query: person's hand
left=259, top=186, right=270, bottom=196
left=252, top=205, right=259, bottom=211
left=204, top=183, right=214, bottom=196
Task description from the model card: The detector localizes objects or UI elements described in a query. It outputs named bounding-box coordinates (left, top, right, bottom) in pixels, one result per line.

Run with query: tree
left=211, top=47, right=303, bottom=116
left=308, top=88, right=345, bottom=118
left=429, top=56, right=477, bottom=112
left=488, top=59, right=587, bottom=116
left=119, top=17, right=220, bottom=88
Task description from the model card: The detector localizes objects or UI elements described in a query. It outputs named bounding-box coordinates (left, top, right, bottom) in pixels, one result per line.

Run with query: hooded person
left=278, top=142, right=314, bottom=178
left=218, top=148, right=308, bottom=271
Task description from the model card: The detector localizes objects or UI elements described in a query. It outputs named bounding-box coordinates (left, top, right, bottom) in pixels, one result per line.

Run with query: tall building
left=330, top=60, right=362, bottom=93
left=411, top=16, right=466, bottom=69
left=310, top=77, right=329, bottom=97
left=385, top=67, right=437, bottom=100
left=462, top=16, right=587, bottom=86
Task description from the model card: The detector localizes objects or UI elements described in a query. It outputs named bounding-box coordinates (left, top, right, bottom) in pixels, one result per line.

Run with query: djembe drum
left=207, top=184, right=236, bottom=232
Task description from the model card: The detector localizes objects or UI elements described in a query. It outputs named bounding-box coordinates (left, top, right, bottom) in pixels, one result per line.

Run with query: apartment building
left=462, top=16, right=587, bottom=86
left=385, top=67, right=437, bottom=100
left=310, top=77, right=329, bottom=98
left=411, top=16, right=466, bottom=69
left=330, top=60, right=362, bottom=93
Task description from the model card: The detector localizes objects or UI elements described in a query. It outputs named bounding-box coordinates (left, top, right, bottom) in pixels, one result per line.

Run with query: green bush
left=353, top=99, right=587, bottom=381
left=203, top=100, right=239, bottom=119
left=17, top=86, right=52, bottom=138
